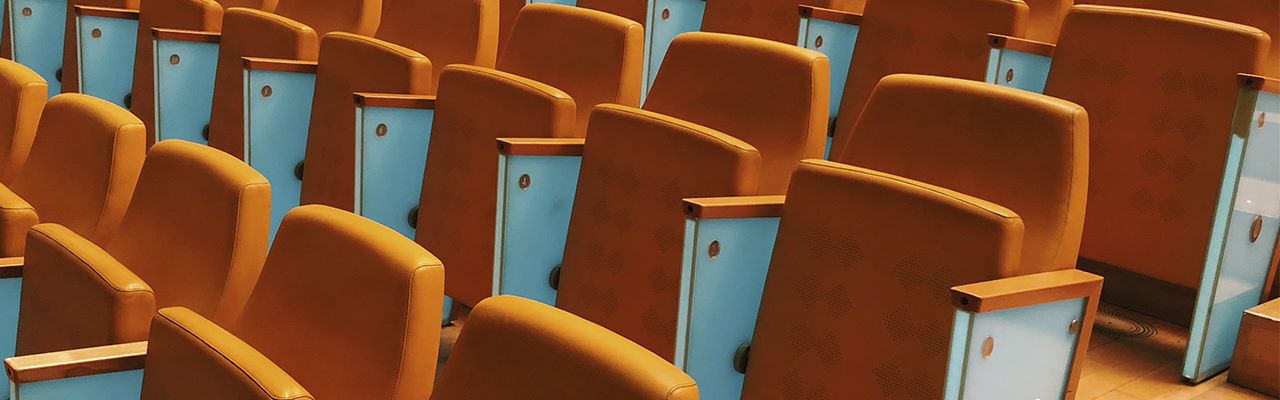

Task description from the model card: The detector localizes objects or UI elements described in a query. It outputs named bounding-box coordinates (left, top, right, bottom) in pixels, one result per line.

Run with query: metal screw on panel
left=21, top=7, right=31, bottom=16
left=518, top=174, right=531, bottom=190
left=261, top=85, right=272, bottom=97
left=1068, top=320, right=1081, bottom=336
left=708, top=240, right=720, bottom=260
left=1005, top=69, right=1015, bottom=83
left=661, top=8, right=670, bottom=20
left=981, top=336, right=995, bottom=359
left=815, top=35, right=824, bottom=48
left=169, top=54, right=181, bottom=65
left=375, top=123, right=388, bottom=137
left=91, top=28, right=102, bottom=38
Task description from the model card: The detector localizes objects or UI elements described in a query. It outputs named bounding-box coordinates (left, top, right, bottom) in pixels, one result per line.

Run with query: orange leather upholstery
left=416, top=4, right=643, bottom=308
left=644, top=32, right=829, bottom=193
left=497, top=4, right=643, bottom=135
left=557, top=104, right=762, bottom=360
left=375, top=0, right=499, bottom=83
left=742, top=160, right=1025, bottom=399
left=206, top=0, right=380, bottom=158
left=575, top=0, right=648, bottom=26
left=433, top=295, right=699, bottom=400
left=831, top=0, right=1028, bottom=153
left=1024, top=0, right=1073, bottom=42
left=1078, top=0, right=1280, bottom=76
left=3, top=94, right=144, bottom=256
left=0, top=59, right=46, bottom=183
left=60, top=0, right=140, bottom=94
left=228, top=205, right=443, bottom=399
left=15, top=140, right=270, bottom=355
left=131, top=0, right=277, bottom=148
left=702, top=0, right=860, bottom=44
left=142, top=307, right=313, bottom=400
left=1046, top=5, right=1268, bottom=289
left=297, top=32, right=432, bottom=210
left=831, top=74, right=1088, bottom=275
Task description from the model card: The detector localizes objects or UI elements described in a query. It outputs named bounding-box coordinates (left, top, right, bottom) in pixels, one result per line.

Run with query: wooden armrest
left=74, top=5, right=139, bottom=19
left=151, top=28, right=220, bottom=43
left=799, top=5, right=862, bottom=25
left=5, top=342, right=147, bottom=384
left=496, top=138, right=586, bottom=156
left=1239, top=73, right=1280, bottom=94
left=354, top=93, right=437, bottom=109
left=987, top=34, right=1056, bottom=57
left=0, top=257, right=22, bottom=279
left=242, top=57, right=317, bottom=74
left=683, top=196, right=787, bottom=220
left=951, top=269, right=1102, bottom=313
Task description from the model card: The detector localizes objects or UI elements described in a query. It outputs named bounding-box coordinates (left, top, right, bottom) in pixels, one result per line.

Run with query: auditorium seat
left=0, top=59, right=46, bottom=184
left=0, top=93, right=143, bottom=257
left=139, top=205, right=444, bottom=399
left=14, top=140, right=270, bottom=356
left=740, top=160, right=1100, bottom=399
left=414, top=3, right=643, bottom=310
left=432, top=295, right=699, bottom=400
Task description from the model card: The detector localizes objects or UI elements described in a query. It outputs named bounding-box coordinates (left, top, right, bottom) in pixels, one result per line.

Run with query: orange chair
left=14, top=140, right=270, bottom=356
left=412, top=4, right=643, bottom=311
left=432, top=295, right=698, bottom=400
left=0, top=59, right=47, bottom=184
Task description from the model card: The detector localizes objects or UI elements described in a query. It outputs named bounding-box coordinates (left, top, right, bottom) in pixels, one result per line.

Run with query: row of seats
left=0, top=0, right=1272, bottom=399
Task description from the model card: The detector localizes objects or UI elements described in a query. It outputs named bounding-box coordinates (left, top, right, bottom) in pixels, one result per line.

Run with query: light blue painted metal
left=493, top=154, right=582, bottom=306
left=798, top=16, right=858, bottom=130
left=0, top=277, right=21, bottom=400
left=153, top=38, right=218, bottom=144
left=9, top=0, right=67, bottom=95
left=674, top=216, right=780, bottom=400
left=1183, top=90, right=1280, bottom=382
left=76, top=14, right=137, bottom=107
left=243, top=69, right=314, bottom=237
left=528, top=0, right=576, bottom=5
left=642, top=0, right=704, bottom=98
left=12, top=369, right=143, bottom=400
left=354, top=106, right=433, bottom=238
left=986, top=47, right=1052, bottom=94
left=946, top=298, right=1086, bottom=399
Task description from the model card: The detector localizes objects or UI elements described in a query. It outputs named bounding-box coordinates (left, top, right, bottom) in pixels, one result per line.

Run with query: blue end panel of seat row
left=244, top=69, right=314, bottom=238
left=9, top=0, right=67, bottom=95
left=944, top=298, right=1086, bottom=400
left=76, top=14, right=137, bottom=107
left=154, top=39, right=218, bottom=145
left=642, top=0, right=705, bottom=99
left=354, top=106, right=433, bottom=239
left=494, top=153, right=582, bottom=306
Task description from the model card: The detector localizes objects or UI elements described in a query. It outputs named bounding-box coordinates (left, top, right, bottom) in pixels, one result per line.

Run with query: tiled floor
left=1078, top=304, right=1276, bottom=399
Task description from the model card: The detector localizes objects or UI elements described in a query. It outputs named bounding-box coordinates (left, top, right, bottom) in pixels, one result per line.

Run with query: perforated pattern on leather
left=556, top=105, right=761, bottom=360
left=742, top=160, right=1024, bottom=399
left=1045, top=5, right=1268, bottom=287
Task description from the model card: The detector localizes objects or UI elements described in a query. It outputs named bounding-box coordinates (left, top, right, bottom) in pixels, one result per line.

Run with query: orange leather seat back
left=10, top=94, right=145, bottom=248
left=143, top=307, right=314, bottom=400
left=132, top=0, right=277, bottom=148
left=1045, top=5, right=1269, bottom=289
left=557, top=104, right=762, bottom=360
left=271, top=0, right=381, bottom=38
left=416, top=65, right=575, bottom=308
left=575, top=0, right=648, bottom=26
left=104, top=140, right=270, bottom=325
left=232, top=205, right=444, bottom=399
left=375, top=0, right=499, bottom=83
left=497, top=4, right=644, bottom=135
left=1024, top=0, right=1072, bottom=42
left=1078, top=0, right=1280, bottom=76
left=644, top=32, right=829, bottom=193
left=831, top=0, right=1028, bottom=152
left=831, top=74, right=1087, bottom=275
left=298, top=32, right=432, bottom=211
left=433, top=295, right=699, bottom=400
left=0, top=59, right=46, bottom=184
left=742, top=160, right=1025, bottom=399
left=60, top=0, right=141, bottom=94
left=701, top=0, right=859, bottom=44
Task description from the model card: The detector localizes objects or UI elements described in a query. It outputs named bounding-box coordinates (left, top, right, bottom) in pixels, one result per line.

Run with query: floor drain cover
left=1094, top=308, right=1158, bottom=338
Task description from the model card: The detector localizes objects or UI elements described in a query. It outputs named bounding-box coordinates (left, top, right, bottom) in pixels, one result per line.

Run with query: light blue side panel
left=244, top=69, right=314, bottom=237
left=0, top=277, right=21, bottom=400
left=945, top=298, right=1086, bottom=399
left=642, top=0, right=704, bottom=97
left=1183, top=90, right=1280, bottom=382
left=12, top=369, right=143, bottom=400
left=986, top=47, right=1052, bottom=94
left=798, top=17, right=858, bottom=129
left=76, top=14, right=137, bottom=106
left=676, top=217, right=780, bottom=400
left=494, top=154, right=582, bottom=306
left=528, top=0, right=576, bottom=5
left=9, top=0, right=67, bottom=95
left=354, top=106, right=433, bottom=238
left=154, top=39, right=218, bottom=144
